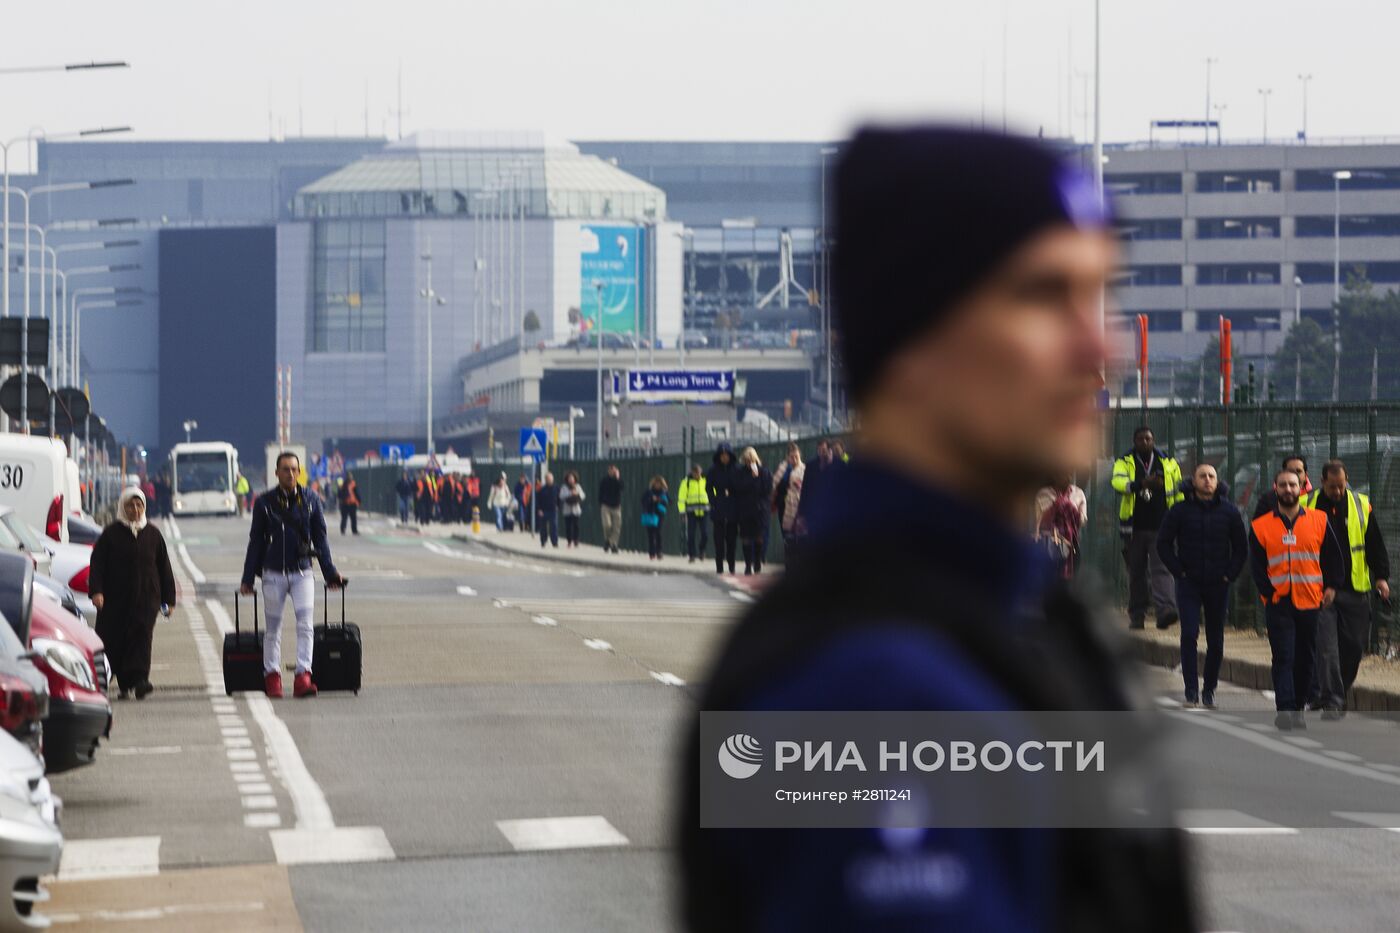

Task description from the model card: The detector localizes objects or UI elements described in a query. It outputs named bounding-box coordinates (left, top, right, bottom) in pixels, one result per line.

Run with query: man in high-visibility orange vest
left=337, top=472, right=361, bottom=536
left=1250, top=468, right=1346, bottom=731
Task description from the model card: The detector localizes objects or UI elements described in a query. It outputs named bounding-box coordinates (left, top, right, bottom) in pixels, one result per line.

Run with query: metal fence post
left=1329, top=408, right=1338, bottom=460
left=1194, top=411, right=1204, bottom=467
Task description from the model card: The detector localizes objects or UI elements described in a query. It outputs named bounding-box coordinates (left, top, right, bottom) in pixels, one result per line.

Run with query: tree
left=523, top=309, right=541, bottom=333
left=1270, top=318, right=1332, bottom=402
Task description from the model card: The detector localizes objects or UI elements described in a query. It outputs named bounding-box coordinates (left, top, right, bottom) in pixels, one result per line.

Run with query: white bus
left=170, top=442, right=240, bottom=516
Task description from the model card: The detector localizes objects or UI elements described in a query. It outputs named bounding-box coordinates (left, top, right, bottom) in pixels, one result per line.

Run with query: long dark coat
left=89, top=523, right=176, bottom=687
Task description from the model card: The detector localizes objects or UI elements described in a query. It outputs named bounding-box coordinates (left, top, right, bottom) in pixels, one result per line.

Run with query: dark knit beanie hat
left=832, top=126, right=1111, bottom=401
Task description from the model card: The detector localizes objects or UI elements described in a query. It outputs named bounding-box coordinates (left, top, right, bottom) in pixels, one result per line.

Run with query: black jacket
left=598, top=474, right=624, bottom=509
left=241, top=485, right=338, bottom=586
left=536, top=483, right=558, bottom=515
left=705, top=444, right=738, bottom=522
left=1156, top=492, right=1248, bottom=586
left=731, top=464, right=772, bottom=537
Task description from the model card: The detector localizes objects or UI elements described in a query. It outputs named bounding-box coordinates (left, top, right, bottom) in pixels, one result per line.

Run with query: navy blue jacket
left=241, top=486, right=338, bottom=586
left=683, top=462, right=1193, bottom=932
left=1156, top=491, right=1247, bottom=586
left=706, top=444, right=739, bottom=522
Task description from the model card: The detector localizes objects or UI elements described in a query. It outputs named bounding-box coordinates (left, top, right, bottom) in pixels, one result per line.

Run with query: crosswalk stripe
left=1179, top=810, right=1298, bottom=834
left=58, top=837, right=162, bottom=880
left=495, top=816, right=629, bottom=852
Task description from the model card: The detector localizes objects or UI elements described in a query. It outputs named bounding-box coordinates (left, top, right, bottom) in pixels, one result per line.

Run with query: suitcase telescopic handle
left=323, top=581, right=347, bottom=628
left=235, top=588, right=260, bottom=635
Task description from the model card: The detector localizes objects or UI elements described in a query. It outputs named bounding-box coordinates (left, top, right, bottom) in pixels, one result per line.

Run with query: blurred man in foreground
left=682, top=127, right=1196, bottom=931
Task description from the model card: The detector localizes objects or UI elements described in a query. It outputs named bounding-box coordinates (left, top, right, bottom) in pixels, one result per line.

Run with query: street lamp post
left=568, top=406, right=585, bottom=459
left=819, top=146, right=839, bottom=430
left=593, top=280, right=604, bottom=457
left=1257, top=88, right=1273, bottom=143
left=183, top=419, right=198, bottom=443
left=1333, top=169, right=1352, bottom=401
left=6, top=179, right=133, bottom=432
left=419, top=237, right=446, bottom=456
left=1298, top=73, right=1313, bottom=141
left=73, top=297, right=141, bottom=386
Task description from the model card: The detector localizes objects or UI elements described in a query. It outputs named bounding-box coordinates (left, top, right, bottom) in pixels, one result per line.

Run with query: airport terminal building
left=18, top=133, right=1400, bottom=458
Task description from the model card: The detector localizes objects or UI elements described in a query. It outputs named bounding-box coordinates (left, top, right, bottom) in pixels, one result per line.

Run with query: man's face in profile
left=884, top=225, right=1113, bottom=485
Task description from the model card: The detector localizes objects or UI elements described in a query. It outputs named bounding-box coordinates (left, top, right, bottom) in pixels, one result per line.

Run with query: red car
left=28, top=594, right=111, bottom=774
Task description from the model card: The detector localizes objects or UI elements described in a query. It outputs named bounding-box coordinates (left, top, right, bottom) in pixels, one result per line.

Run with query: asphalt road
left=36, top=513, right=1400, bottom=932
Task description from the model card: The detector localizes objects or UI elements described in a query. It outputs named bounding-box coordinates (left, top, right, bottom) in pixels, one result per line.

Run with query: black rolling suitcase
left=223, top=590, right=265, bottom=695
left=313, top=585, right=362, bottom=694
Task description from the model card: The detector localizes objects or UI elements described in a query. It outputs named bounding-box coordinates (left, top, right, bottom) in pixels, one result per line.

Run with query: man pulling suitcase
left=240, top=451, right=347, bottom=698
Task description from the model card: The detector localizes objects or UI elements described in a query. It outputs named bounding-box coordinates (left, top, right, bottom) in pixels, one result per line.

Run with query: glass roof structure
left=295, top=131, right=666, bottom=222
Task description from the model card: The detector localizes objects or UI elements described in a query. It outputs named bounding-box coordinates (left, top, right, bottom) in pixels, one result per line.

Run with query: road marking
left=1169, top=709, right=1400, bottom=788
left=1322, top=749, right=1365, bottom=762
left=495, top=816, right=630, bottom=852
left=1282, top=736, right=1323, bottom=748
left=1333, top=811, right=1400, bottom=831
left=456, top=585, right=478, bottom=596
left=423, top=539, right=587, bottom=577
left=269, top=827, right=395, bottom=865
left=1178, top=810, right=1298, bottom=835
left=532, top=615, right=558, bottom=626
left=106, top=746, right=182, bottom=757
left=729, top=591, right=754, bottom=603
left=237, top=783, right=274, bottom=796
left=1367, top=763, right=1400, bottom=774
left=164, top=517, right=207, bottom=585
left=650, top=671, right=686, bottom=686
left=583, top=638, right=612, bottom=651
left=244, top=813, right=282, bottom=828
left=58, top=837, right=162, bottom=880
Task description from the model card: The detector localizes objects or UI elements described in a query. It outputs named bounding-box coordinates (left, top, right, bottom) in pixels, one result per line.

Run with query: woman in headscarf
left=89, top=487, right=176, bottom=699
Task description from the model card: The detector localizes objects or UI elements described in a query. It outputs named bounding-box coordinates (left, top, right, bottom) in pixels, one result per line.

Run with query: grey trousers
left=1125, top=529, right=1177, bottom=624
left=1314, top=589, right=1371, bottom=709
left=601, top=505, right=623, bottom=549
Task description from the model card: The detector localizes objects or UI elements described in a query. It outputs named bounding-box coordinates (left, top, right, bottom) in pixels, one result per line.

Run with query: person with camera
left=240, top=451, right=347, bottom=699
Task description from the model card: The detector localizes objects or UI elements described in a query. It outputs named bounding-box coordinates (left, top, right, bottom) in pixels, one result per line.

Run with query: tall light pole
left=5, top=179, right=133, bottom=432
left=66, top=266, right=140, bottom=382
left=182, top=419, right=198, bottom=443
left=1298, top=73, right=1313, bottom=142
left=419, top=237, right=445, bottom=455
left=1204, top=57, right=1219, bottom=145
left=1257, top=88, right=1273, bottom=143
left=819, top=146, right=839, bottom=430
left=1333, top=169, right=1352, bottom=401
left=593, top=280, right=604, bottom=456
left=73, top=297, right=142, bottom=386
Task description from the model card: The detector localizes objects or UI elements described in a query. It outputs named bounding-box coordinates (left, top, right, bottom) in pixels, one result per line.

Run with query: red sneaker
left=264, top=671, right=283, bottom=698
left=293, top=671, right=318, bottom=698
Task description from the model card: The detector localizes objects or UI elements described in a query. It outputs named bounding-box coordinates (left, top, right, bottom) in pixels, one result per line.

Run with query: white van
left=0, top=436, right=74, bottom=543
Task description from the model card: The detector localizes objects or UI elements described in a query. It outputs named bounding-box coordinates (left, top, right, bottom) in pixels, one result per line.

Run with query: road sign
left=380, top=443, right=415, bottom=461
left=520, top=427, right=548, bottom=462
left=625, top=369, right=735, bottom=402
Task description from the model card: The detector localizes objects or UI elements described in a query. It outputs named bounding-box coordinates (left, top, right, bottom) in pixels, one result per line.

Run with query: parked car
left=569, top=332, right=636, bottom=350
left=0, top=555, right=109, bottom=775
left=42, top=540, right=95, bottom=624
left=0, top=615, right=45, bottom=760
left=27, top=596, right=110, bottom=774
left=62, top=515, right=102, bottom=547
left=32, top=576, right=90, bottom=628
left=0, top=729, right=62, bottom=932
left=0, top=436, right=75, bottom=544
left=0, top=513, right=50, bottom=579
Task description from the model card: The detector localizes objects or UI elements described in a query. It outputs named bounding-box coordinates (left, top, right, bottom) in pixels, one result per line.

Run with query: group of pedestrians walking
left=394, top=469, right=482, bottom=526
left=1104, top=434, right=1391, bottom=727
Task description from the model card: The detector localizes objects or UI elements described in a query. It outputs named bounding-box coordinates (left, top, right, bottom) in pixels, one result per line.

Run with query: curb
left=450, top=533, right=720, bottom=577
left=1125, top=635, right=1400, bottom=713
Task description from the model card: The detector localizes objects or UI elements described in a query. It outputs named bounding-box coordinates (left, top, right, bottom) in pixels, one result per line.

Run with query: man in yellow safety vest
left=1110, top=425, right=1184, bottom=630
left=1303, top=459, right=1390, bottom=717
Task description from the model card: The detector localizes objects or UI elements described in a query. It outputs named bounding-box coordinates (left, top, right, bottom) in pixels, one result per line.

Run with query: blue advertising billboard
left=580, top=225, right=645, bottom=336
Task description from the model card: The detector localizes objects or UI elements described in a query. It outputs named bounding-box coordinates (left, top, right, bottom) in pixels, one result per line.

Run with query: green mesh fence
left=1087, top=403, right=1400, bottom=657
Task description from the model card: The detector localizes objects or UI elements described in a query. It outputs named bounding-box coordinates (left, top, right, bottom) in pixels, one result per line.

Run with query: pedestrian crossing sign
left=520, top=427, right=548, bottom=462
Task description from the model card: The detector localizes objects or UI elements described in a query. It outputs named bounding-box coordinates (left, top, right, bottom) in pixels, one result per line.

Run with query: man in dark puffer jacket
left=1157, top=462, right=1248, bottom=708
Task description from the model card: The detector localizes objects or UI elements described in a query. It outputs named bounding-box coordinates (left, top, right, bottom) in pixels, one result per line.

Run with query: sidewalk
left=390, top=514, right=773, bottom=585
left=1125, top=622, right=1400, bottom=712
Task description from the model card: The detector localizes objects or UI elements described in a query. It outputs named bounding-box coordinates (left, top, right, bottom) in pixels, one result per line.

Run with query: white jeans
left=262, top=570, right=315, bottom=675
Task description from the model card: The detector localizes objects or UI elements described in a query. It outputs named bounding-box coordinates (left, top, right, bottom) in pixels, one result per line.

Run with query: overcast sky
left=3, top=1, right=1394, bottom=157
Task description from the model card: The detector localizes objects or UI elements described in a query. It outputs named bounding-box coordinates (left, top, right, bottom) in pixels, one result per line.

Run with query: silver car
left=0, top=730, right=61, bottom=931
